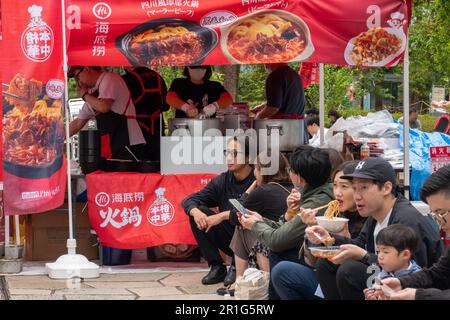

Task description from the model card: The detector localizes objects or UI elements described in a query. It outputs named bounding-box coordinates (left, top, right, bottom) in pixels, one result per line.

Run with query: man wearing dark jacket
left=308, top=157, right=443, bottom=300
left=378, top=164, right=450, bottom=300
left=181, top=136, right=255, bottom=286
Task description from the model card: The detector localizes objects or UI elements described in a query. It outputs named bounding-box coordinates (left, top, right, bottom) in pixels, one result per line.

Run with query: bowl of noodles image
left=116, top=18, right=218, bottom=67
left=2, top=74, right=65, bottom=179
left=220, top=10, right=315, bottom=64
left=344, top=27, right=406, bottom=67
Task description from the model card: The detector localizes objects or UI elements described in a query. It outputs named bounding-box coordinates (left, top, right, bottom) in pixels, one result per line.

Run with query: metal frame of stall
left=43, top=0, right=413, bottom=278
left=318, top=40, right=410, bottom=199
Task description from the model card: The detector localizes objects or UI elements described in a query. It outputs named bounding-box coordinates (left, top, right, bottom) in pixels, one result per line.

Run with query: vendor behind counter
left=166, top=66, right=233, bottom=118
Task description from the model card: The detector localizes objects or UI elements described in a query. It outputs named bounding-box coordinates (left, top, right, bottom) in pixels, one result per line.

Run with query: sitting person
left=307, top=116, right=327, bottom=147
left=239, top=146, right=334, bottom=299
left=365, top=224, right=422, bottom=299
left=217, top=152, right=293, bottom=296
left=270, top=160, right=367, bottom=300
left=181, top=136, right=255, bottom=286
left=398, top=107, right=422, bottom=130
left=328, top=109, right=342, bottom=126
left=372, top=164, right=450, bottom=300
left=307, top=157, right=443, bottom=300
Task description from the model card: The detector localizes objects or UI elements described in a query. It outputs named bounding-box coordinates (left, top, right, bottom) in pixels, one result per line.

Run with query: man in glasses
left=181, top=136, right=255, bottom=286
left=68, top=66, right=145, bottom=160
left=375, top=164, right=450, bottom=300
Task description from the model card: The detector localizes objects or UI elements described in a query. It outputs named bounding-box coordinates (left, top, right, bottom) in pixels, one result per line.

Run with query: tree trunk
left=218, top=65, right=240, bottom=101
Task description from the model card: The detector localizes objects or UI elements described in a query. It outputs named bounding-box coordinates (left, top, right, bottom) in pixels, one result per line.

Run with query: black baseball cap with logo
left=341, top=157, right=397, bottom=187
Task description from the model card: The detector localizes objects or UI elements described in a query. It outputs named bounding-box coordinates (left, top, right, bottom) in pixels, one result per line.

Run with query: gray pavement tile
left=53, top=288, right=136, bottom=296
left=5, top=275, right=91, bottom=290
left=86, top=281, right=163, bottom=289
left=9, top=289, right=52, bottom=296
left=179, top=284, right=224, bottom=295
left=159, top=272, right=206, bottom=287
left=9, top=295, right=65, bottom=300
left=84, top=273, right=168, bottom=282
left=64, top=295, right=136, bottom=300
left=128, top=286, right=184, bottom=297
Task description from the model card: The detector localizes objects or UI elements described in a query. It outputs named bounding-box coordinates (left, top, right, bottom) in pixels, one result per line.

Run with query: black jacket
left=334, top=195, right=444, bottom=268
left=181, top=170, right=255, bottom=215
left=399, top=246, right=450, bottom=300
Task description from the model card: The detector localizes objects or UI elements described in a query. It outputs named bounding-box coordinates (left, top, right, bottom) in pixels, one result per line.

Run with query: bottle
left=360, top=140, right=370, bottom=159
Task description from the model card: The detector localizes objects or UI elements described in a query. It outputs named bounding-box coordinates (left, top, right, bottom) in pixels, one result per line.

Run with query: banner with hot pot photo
left=86, top=172, right=217, bottom=248
left=66, top=0, right=410, bottom=67
left=1, top=1, right=66, bottom=215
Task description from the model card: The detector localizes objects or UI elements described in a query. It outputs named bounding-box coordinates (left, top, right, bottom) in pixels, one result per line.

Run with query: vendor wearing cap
left=306, top=157, right=443, bottom=300
left=68, top=66, right=146, bottom=160
left=166, top=66, right=233, bottom=118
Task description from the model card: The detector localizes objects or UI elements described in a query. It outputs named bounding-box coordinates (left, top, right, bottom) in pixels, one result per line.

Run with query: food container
left=253, top=119, right=306, bottom=152
left=316, top=216, right=349, bottom=233
left=309, top=246, right=341, bottom=259
left=223, top=114, right=250, bottom=133
left=168, top=118, right=224, bottom=136
left=115, top=18, right=218, bottom=66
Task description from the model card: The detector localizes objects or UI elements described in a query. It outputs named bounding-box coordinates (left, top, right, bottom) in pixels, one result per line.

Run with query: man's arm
left=181, top=175, right=222, bottom=216
left=82, top=95, right=114, bottom=114
left=69, top=118, right=89, bottom=137
left=255, top=105, right=279, bottom=119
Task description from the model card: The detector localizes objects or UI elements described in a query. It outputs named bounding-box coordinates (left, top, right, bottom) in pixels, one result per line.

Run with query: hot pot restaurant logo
left=93, top=2, right=112, bottom=20
left=21, top=5, right=54, bottom=62
left=147, top=187, right=175, bottom=227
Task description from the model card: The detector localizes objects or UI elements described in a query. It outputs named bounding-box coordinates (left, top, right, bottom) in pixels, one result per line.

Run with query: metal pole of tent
left=14, top=215, right=20, bottom=246
left=4, top=215, right=9, bottom=246
left=61, top=0, right=74, bottom=240
left=319, top=63, right=325, bottom=147
left=403, top=37, right=410, bottom=199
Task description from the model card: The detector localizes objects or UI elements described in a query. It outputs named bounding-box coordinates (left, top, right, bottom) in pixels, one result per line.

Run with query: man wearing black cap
left=306, top=157, right=443, bottom=300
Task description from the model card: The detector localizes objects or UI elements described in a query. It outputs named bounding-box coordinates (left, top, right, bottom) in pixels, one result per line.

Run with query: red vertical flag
left=1, top=1, right=66, bottom=215
left=299, top=62, right=320, bottom=88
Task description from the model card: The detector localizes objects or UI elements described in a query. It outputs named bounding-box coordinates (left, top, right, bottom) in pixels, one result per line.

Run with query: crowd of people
left=182, top=138, right=449, bottom=300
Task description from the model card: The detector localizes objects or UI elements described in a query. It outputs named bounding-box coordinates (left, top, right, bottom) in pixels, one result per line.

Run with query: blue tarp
left=399, top=125, right=450, bottom=200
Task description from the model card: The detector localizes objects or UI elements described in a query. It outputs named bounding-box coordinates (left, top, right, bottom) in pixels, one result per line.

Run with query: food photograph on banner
left=2, top=0, right=450, bottom=307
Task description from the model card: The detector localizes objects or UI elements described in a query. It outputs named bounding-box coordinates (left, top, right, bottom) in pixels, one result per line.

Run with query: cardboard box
left=24, top=203, right=98, bottom=261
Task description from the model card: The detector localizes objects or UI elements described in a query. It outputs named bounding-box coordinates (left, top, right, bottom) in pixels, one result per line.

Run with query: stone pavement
left=0, top=261, right=232, bottom=300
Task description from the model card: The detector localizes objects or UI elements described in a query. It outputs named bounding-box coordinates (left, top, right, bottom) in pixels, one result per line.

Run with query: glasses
left=224, top=149, right=243, bottom=157
left=429, top=210, right=449, bottom=228
left=73, top=67, right=84, bottom=79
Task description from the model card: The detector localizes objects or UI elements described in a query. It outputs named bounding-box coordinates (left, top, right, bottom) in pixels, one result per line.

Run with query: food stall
left=1, top=0, right=412, bottom=276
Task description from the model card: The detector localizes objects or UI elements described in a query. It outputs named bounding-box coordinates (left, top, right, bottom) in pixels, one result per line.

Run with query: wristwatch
left=360, top=252, right=371, bottom=264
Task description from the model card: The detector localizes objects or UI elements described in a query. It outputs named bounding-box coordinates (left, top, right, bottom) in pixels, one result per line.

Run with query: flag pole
left=46, top=0, right=99, bottom=279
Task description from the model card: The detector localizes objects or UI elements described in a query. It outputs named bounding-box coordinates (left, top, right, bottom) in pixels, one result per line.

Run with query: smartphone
left=229, top=199, right=248, bottom=217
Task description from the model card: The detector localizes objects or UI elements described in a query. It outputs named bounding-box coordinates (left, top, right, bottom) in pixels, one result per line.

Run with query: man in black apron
left=68, top=66, right=146, bottom=160
left=122, top=67, right=169, bottom=161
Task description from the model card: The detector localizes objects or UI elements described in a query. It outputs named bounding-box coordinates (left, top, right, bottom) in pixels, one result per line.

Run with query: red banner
left=66, top=0, right=410, bottom=67
left=87, top=172, right=217, bottom=249
left=1, top=1, right=66, bottom=215
left=299, top=62, right=319, bottom=88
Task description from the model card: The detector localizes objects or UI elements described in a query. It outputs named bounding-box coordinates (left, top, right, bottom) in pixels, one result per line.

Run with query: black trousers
left=315, top=258, right=369, bottom=300
left=189, top=206, right=235, bottom=267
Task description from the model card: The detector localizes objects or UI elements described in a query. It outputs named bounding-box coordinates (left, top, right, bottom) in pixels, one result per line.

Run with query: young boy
left=365, top=224, right=422, bottom=298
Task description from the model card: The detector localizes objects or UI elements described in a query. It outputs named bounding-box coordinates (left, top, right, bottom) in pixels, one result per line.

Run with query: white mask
left=188, top=68, right=207, bottom=81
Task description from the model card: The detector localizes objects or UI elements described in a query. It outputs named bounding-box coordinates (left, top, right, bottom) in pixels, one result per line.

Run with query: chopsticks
left=2, top=83, right=28, bottom=101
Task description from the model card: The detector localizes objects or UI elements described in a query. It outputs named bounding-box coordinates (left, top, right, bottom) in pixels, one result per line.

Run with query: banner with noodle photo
left=1, top=1, right=66, bottom=215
